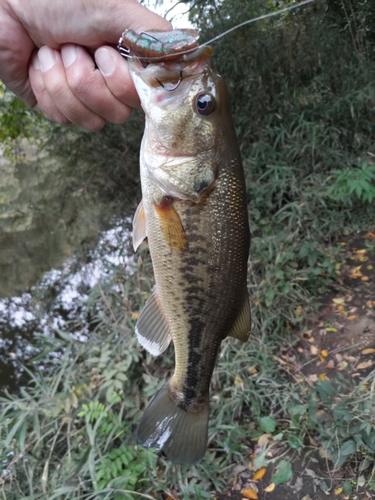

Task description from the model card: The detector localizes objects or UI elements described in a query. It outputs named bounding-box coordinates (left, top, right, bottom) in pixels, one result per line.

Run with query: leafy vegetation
left=1, top=0, right=375, bottom=498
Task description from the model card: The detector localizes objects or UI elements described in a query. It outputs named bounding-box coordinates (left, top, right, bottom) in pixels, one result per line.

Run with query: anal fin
left=135, top=286, right=171, bottom=356
left=133, top=200, right=147, bottom=251
left=228, top=294, right=251, bottom=342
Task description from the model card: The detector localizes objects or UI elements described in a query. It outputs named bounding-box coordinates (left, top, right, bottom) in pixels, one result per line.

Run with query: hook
left=156, top=69, right=183, bottom=92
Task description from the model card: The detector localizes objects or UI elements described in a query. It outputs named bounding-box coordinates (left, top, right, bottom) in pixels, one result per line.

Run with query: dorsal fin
left=228, top=295, right=251, bottom=342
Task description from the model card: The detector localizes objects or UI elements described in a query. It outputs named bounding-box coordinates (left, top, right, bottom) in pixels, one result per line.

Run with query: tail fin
left=137, top=382, right=209, bottom=465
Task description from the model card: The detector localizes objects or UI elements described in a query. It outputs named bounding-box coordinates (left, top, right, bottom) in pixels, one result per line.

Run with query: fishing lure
left=117, top=0, right=315, bottom=62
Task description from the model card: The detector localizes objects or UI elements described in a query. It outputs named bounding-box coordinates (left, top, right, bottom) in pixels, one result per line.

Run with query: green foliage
left=272, top=459, right=293, bottom=486
left=96, top=445, right=156, bottom=493
left=308, top=376, right=375, bottom=470
left=0, top=82, right=51, bottom=159
left=328, top=161, right=375, bottom=204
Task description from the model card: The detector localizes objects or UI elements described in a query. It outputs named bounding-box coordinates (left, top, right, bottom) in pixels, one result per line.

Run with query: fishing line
left=118, top=0, right=316, bottom=61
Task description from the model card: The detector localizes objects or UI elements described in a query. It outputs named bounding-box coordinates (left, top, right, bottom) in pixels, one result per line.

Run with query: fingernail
left=32, top=53, right=40, bottom=70
left=95, top=47, right=115, bottom=76
left=62, top=45, right=78, bottom=68
left=39, top=46, right=57, bottom=72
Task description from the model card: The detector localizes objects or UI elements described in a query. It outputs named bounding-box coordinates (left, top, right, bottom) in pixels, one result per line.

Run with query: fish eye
left=195, top=93, right=215, bottom=116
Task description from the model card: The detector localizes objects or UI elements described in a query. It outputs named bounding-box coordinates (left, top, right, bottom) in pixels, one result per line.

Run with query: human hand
left=0, top=0, right=171, bottom=130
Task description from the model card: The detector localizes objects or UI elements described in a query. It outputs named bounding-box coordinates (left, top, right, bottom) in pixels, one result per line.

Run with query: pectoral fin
left=133, top=200, right=147, bottom=251
left=154, top=198, right=187, bottom=252
left=135, top=287, right=172, bottom=356
left=228, top=295, right=251, bottom=342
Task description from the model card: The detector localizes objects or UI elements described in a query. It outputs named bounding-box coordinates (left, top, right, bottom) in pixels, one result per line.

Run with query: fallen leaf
left=366, top=231, right=375, bottom=239
left=308, top=374, right=319, bottom=382
left=321, top=350, right=328, bottom=357
left=367, top=265, right=374, bottom=270
left=362, top=348, right=375, bottom=355
left=361, top=276, right=370, bottom=281
left=326, top=327, right=337, bottom=332
left=356, top=249, right=367, bottom=255
left=253, top=467, right=267, bottom=480
left=241, top=488, right=258, bottom=499
left=347, top=315, right=357, bottom=320
left=257, top=434, right=271, bottom=447
left=326, top=360, right=335, bottom=369
left=337, top=361, right=348, bottom=371
left=357, top=360, right=373, bottom=370
left=334, top=487, right=343, bottom=495
left=336, top=305, right=345, bottom=311
left=295, top=305, right=303, bottom=316
left=310, top=345, right=319, bottom=355
left=131, top=312, right=139, bottom=320
left=333, top=298, right=345, bottom=305
left=358, top=255, right=368, bottom=262
left=319, top=373, right=327, bottom=381
left=248, top=367, right=258, bottom=375
left=264, top=483, right=276, bottom=493
left=234, top=375, right=244, bottom=389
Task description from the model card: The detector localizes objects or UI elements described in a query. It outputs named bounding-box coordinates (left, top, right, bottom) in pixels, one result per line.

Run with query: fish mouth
left=129, top=46, right=214, bottom=91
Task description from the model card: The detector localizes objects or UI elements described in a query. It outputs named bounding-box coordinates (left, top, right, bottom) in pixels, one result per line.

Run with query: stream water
left=0, top=130, right=141, bottom=395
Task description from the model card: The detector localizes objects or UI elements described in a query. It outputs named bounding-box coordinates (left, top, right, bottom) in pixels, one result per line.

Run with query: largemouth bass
left=124, top=29, right=251, bottom=465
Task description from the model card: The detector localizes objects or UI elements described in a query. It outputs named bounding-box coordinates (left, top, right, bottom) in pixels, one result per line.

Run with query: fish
left=124, top=29, right=251, bottom=465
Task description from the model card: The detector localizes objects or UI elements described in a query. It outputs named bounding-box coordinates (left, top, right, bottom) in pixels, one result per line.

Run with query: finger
left=37, top=46, right=106, bottom=131
left=29, top=51, right=71, bottom=125
left=61, top=44, right=134, bottom=124
left=95, top=46, right=140, bottom=108
left=95, top=0, right=172, bottom=45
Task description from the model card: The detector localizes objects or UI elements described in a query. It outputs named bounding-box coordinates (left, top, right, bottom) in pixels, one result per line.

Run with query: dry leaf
left=321, top=350, right=328, bottom=357
left=356, top=249, right=367, bottom=255
left=362, top=348, right=375, bottom=355
left=357, top=360, right=373, bottom=370
left=257, top=434, right=271, bottom=447
left=347, top=315, right=357, bottom=320
left=308, top=374, right=319, bottom=382
left=296, top=305, right=303, bottom=316
left=241, top=488, right=258, bottom=499
left=248, top=367, right=258, bottom=375
left=361, top=276, right=369, bottom=281
left=253, top=467, right=267, bottom=480
left=333, top=298, right=345, bottom=305
left=334, top=487, right=343, bottom=494
left=336, top=305, right=345, bottom=311
left=310, top=345, right=319, bottom=355
left=319, top=373, right=327, bottom=382
left=326, top=360, right=335, bottom=369
left=367, top=265, right=374, bottom=270
left=264, top=482, right=276, bottom=493
left=326, top=327, right=337, bottom=332
left=337, top=361, right=348, bottom=371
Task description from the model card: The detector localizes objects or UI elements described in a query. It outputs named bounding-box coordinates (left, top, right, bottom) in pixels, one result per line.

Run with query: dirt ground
left=217, top=230, right=375, bottom=500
